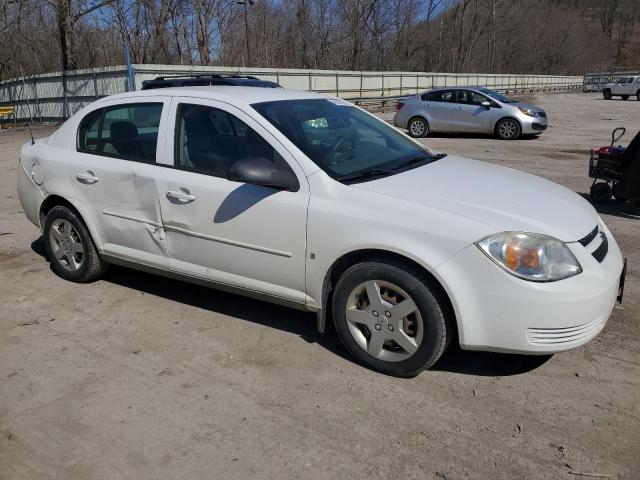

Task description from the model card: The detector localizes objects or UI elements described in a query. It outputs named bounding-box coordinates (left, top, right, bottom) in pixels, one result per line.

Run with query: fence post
left=335, top=72, right=339, bottom=97
left=308, top=71, right=313, bottom=92
left=359, top=73, right=363, bottom=98
left=381, top=73, right=384, bottom=97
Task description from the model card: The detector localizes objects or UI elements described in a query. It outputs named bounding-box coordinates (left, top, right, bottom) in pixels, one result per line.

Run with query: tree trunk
left=55, top=0, right=76, bottom=71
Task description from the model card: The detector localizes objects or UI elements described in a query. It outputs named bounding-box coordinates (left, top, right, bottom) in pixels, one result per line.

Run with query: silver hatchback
left=394, top=87, right=548, bottom=140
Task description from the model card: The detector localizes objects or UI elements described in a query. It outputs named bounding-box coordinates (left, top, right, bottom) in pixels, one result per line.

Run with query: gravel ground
left=1, top=92, right=639, bottom=479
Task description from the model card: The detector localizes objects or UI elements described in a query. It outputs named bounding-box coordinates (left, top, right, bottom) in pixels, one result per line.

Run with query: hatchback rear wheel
left=43, top=205, right=107, bottom=282
left=407, top=117, right=428, bottom=138
left=603, top=89, right=612, bottom=100
left=332, top=261, right=450, bottom=377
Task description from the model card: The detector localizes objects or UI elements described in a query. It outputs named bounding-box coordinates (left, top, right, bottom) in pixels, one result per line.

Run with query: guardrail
left=0, top=64, right=583, bottom=121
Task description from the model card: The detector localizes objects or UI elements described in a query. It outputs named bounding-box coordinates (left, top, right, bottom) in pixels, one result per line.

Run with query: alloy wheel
left=345, top=280, right=423, bottom=362
left=409, top=119, right=426, bottom=137
left=498, top=119, right=518, bottom=139
left=49, top=219, right=85, bottom=272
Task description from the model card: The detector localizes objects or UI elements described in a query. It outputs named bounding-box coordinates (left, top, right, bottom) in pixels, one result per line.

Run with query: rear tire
left=636, top=90, right=640, bottom=101
left=603, top=89, right=612, bottom=100
left=590, top=182, right=613, bottom=204
left=407, top=117, right=429, bottom=138
left=621, top=95, right=629, bottom=100
left=43, top=205, right=107, bottom=282
left=495, top=118, right=521, bottom=140
left=332, top=261, right=451, bottom=377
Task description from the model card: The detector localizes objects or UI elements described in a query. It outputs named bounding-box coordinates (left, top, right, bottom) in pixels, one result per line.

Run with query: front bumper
left=518, top=112, right=548, bottom=135
left=436, top=223, right=624, bottom=354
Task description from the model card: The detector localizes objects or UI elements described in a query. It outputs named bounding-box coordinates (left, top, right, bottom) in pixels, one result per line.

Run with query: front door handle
left=76, top=171, right=99, bottom=184
left=166, top=189, right=196, bottom=203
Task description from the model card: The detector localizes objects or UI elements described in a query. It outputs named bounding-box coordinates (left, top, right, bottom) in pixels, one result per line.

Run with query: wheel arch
left=39, top=194, right=103, bottom=250
left=317, top=248, right=459, bottom=344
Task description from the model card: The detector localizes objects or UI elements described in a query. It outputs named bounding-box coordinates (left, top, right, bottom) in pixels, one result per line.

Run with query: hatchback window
left=426, top=90, right=455, bottom=102
left=174, top=103, right=282, bottom=178
left=616, top=78, right=628, bottom=83
left=456, top=90, right=488, bottom=105
left=628, top=78, right=635, bottom=83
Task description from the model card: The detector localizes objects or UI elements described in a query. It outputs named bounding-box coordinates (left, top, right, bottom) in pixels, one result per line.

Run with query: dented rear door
left=67, top=97, right=170, bottom=267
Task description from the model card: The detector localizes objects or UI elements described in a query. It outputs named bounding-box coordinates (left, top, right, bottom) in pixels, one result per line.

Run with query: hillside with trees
left=1, top=0, right=638, bottom=81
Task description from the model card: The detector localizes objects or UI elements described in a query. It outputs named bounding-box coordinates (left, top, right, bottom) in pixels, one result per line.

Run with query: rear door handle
left=166, top=190, right=196, bottom=203
left=76, top=171, right=99, bottom=184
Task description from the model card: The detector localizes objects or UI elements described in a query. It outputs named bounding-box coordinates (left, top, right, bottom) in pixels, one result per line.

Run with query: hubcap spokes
left=50, top=219, right=84, bottom=272
left=345, top=280, right=423, bottom=362
left=411, top=121, right=425, bottom=136
left=500, top=121, right=517, bottom=138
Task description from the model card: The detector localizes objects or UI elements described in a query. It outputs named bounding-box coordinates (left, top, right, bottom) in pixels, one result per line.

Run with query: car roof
left=100, top=86, right=329, bottom=106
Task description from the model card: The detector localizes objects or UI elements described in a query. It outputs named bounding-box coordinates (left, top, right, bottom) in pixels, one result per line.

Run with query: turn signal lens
left=477, top=232, right=582, bottom=282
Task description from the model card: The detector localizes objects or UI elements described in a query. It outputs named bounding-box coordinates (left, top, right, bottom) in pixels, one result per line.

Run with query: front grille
left=532, top=123, right=547, bottom=130
left=526, top=316, right=607, bottom=345
left=577, top=225, right=608, bottom=263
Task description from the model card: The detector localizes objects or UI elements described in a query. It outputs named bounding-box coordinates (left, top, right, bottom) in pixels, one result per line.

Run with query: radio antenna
left=19, top=66, right=35, bottom=145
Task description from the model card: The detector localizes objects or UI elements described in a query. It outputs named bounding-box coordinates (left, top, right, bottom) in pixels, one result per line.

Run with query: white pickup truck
left=602, top=75, right=640, bottom=100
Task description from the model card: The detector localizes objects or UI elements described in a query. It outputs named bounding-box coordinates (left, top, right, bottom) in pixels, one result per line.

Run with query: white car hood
left=352, top=155, right=598, bottom=242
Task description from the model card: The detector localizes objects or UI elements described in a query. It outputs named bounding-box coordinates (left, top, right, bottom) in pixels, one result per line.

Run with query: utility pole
left=237, top=0, right=255, bottom=67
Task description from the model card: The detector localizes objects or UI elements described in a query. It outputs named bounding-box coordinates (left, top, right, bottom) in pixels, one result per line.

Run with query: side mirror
left=480, top=101, right=491, bottom=109
left=228, top=157, right=299, bottom=191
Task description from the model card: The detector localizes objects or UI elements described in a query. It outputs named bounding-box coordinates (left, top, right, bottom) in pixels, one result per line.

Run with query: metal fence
left=0, top=64, right=584, bottom=122
left=584, top=67, right=640, bottom=92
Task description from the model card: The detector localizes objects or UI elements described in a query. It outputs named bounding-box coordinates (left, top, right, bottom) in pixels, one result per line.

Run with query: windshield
left=616, top=78, right=628, bottom=83
left=252, top=99, right=441, bottom=181
left=478, top=88, right=516, bottom=103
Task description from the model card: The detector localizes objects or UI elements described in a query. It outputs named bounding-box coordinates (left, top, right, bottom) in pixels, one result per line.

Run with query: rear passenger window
left=76, top=103, right=163, bottom=163
left=174, top=103, right=282, bottom=178
left=427, top=90, right=455, bottom=102
left=77, top=109, right=102, bottom=152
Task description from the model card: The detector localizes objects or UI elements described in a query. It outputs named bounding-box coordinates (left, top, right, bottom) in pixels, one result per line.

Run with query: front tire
left=636, top=90, right=640, bottom=101
left=407, top=117, right=429, bottom=138
left=43, top=205, right=107, bottom=282
left=603, top=89, right=612, bottom=100
left=621, top=95, right=629, bottom=100
left=332, top=261, right=451, bottom=377
left=495, top=118, right=521, bottom=140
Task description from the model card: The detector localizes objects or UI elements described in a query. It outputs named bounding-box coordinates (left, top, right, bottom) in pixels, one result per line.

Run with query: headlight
left=476, top=232, right=582, bottom=282
left=518, top=107, right=537, bottom=117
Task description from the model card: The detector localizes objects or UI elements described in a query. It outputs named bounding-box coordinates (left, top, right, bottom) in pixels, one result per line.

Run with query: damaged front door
left=157, top=99, right=309, bottom=305
left=68, top=99, right=169, bottom=267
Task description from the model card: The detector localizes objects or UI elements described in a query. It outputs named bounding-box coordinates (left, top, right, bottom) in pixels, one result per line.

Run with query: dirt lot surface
left=1, top=93, right=639, bottom=479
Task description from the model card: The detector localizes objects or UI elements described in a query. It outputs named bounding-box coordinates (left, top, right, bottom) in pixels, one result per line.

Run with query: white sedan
left=17, top=86, right=626, bottom=376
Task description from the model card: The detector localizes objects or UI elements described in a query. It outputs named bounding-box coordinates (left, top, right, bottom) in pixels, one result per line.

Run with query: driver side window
left=174, top=103, right=280, bottom=178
